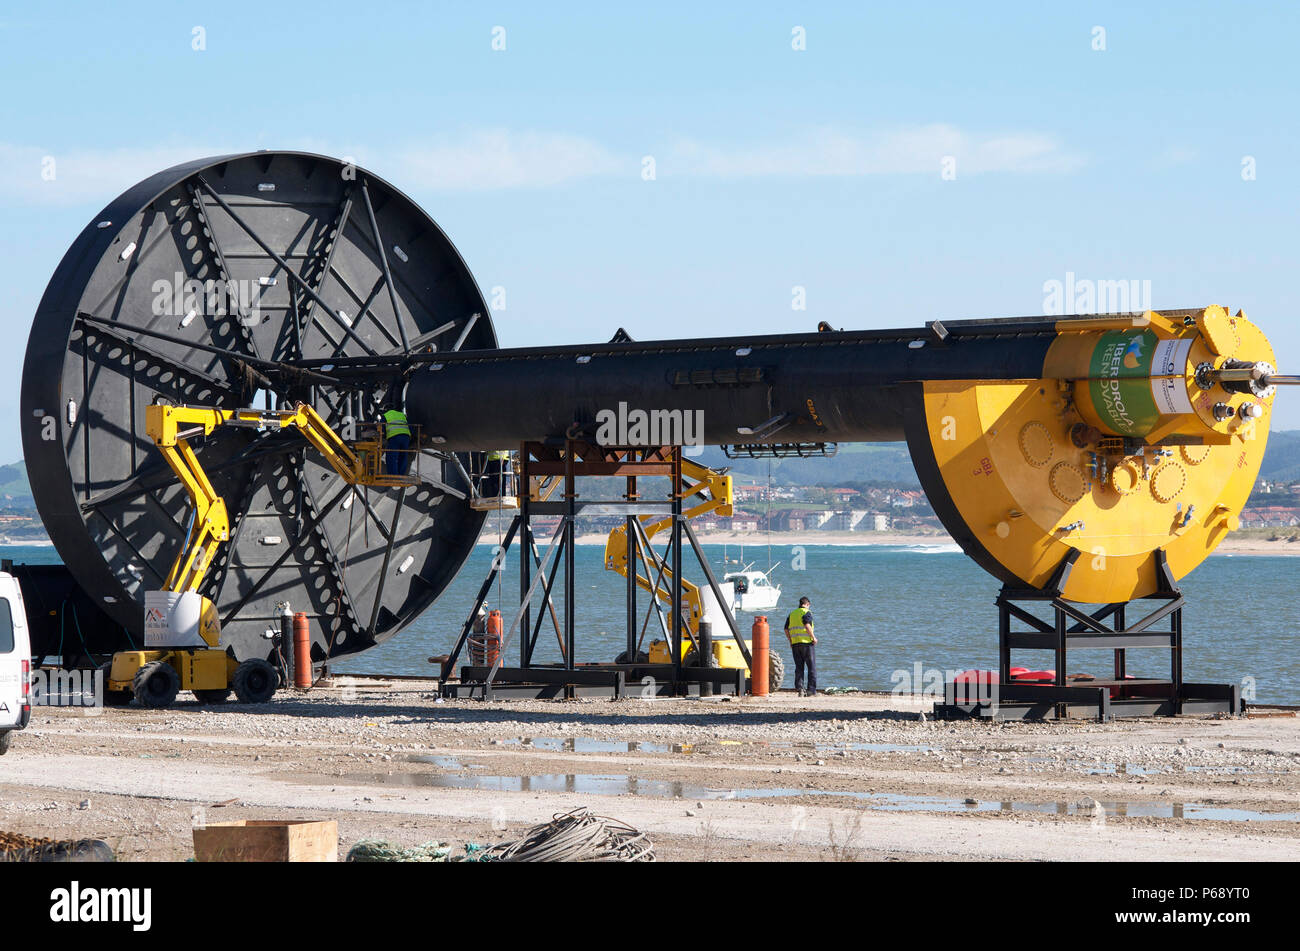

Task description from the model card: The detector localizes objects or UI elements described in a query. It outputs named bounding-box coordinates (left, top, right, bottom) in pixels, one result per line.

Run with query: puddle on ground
left=408, top=755, right=478, bottom=769
left=814, top=742, right=933, bottom=753
left=1028, top=759, right=1273, bottom=777
left=486, top=736, right=933, bottom=755
left=1184, top=765, right=1259, bottom=775
left=1084, top=762, right=1165, bottom=776
left=354, top=766, right=1299, bottom=822
left=752, top=739, right=935, bottom=753
left=496, top=737, right=691, bottom=754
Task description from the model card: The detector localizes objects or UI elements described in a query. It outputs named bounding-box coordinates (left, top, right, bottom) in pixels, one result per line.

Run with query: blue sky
left=1, top=1, right=1298, bottom=462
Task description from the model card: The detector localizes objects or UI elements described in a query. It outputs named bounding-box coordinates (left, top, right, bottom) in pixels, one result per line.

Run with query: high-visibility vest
left=487, top=450, right=510, bottom=462
left=785, top=607, right=813, bottom=644
left=383, top=410, right=410, bottom=438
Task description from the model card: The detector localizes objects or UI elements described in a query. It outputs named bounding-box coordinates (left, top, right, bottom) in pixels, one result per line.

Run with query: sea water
left=5, top=543, right=1295, bottom=703
left=339, top=543, right=1299, bottom=703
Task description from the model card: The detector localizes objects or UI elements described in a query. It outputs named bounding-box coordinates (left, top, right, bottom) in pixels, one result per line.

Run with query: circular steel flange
left=1049, top=462, right=1086, bottom=504
left=1150, top=462, right=1188, bottom=504
left=1017, top=421, right=1054, bottom=468
left=21, top=152, right=495, bottom=662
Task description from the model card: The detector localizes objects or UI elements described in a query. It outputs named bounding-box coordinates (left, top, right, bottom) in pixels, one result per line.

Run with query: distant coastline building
left=722, top=511, right=760, bottom=533
left=821, top=510, right=869, bottom=531
left=733, top=484, right=771, bottom=503
left=1240, top=506, right=1300, bottom=528
left=766, top=508, right=834, bottom=532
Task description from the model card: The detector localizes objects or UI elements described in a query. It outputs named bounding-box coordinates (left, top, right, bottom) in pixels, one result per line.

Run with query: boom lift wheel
left=232, top=658, right=278, bottom=704
left=133, top=661, right=181, bottom=709
left=767, top=650, right=785, bottom=692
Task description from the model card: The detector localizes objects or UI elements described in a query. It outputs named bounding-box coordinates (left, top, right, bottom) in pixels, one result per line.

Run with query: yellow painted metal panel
left=919, top=308, right=1273, bottom=602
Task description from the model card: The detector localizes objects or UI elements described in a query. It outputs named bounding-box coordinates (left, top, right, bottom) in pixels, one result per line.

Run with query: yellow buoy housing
left=911, top=307, right=1273, bottom=603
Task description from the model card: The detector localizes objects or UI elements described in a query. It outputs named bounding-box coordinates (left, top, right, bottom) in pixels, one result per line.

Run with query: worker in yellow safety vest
left=784, top=596, right=817, bottom=697
left=382, top=400, right=412, bottom=476
left=480, top=449, right=512, bottom=499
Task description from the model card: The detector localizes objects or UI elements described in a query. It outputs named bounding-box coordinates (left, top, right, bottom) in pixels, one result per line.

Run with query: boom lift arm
left=599, top=458, right=785, bottom=690
left=146, top=401, right=415, bottom=596
left=602, top=459, right=734, bottom=641
left=105, top=401, right=418, bottom=709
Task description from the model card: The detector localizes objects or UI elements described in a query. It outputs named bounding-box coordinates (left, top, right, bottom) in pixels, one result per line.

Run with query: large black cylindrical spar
left=404, top=319, right=1070, bottom=450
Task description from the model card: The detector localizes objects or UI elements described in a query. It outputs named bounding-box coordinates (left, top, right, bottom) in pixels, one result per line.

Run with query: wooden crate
left=192, top=820, right=338, bottom=862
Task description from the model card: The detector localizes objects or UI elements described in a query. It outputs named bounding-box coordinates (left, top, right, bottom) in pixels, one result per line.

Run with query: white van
left=0, top=572, right=32, bottom=754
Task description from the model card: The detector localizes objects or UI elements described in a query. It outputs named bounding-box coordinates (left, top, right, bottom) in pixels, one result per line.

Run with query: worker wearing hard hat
left=383, top=398, right=412, bottom=476
left=784, top=596, right=817, bottom=697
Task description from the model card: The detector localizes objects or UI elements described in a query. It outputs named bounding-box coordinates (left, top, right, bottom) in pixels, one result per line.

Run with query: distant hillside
left=1258, top=430, right=1300, bottom=482
left=0, top=460, right=32, bottom=504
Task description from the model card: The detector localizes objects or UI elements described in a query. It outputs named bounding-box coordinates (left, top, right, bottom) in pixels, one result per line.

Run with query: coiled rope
left=480, top=807, right=654, bottom=863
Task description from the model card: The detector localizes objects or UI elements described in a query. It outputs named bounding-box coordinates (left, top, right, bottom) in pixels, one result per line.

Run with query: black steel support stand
left=626, top=468, right=638, bottom=664
left=520, top=447, right=531, bottom=667
left=936, top=548, right=1243, bottom=721
left=438, top=515, right=521, bottom=690
left=670, top=449, right=683, bottom=692
left=565, top=448, right=576, bottom=672
left=440, top=441, right=746, bottom=700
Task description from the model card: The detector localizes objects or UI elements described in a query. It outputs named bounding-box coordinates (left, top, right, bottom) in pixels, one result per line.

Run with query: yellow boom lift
left=602, top=458, right=784, bottom=691
left=106, top=402, right=417, bottom=708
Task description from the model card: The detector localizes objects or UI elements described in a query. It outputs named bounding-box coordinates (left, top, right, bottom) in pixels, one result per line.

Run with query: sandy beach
left=1214, top=535, right=1300, bottom=556
left=569, top=530, right=958, bottom=549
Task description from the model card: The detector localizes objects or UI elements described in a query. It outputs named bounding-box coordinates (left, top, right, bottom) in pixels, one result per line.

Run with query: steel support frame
left=441, top=440, right=742, bottom=700
left=937, top=548, right=1243, bottom=721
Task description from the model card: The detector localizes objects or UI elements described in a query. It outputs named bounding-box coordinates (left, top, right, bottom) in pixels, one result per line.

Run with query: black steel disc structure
left=22, top=152, right=494, bottom=663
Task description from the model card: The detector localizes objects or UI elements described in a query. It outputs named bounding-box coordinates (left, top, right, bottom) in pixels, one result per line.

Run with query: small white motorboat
left=723, top=564, right=781, bottom=612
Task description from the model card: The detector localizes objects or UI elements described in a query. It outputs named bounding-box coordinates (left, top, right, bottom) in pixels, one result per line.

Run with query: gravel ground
left=1, top=680, right=1297, bottom=862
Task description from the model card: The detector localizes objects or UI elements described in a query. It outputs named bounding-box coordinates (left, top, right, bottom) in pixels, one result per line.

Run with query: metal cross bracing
left=439, top=441, right=751, bottom=700
left=186, top=180, right=264, bottom=363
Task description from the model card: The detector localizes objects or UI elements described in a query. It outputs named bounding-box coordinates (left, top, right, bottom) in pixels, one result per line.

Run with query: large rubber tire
left=232, top=658, right=278, bottom=704
left=614, top=650, right=650, bottom=665
left=0, top=732, right=11, bottom=755
left=768, top=650, right=785, bottom=693
left=132, top=661, right=180, bottom=709
left=192, top=688, right=232, bottom=705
